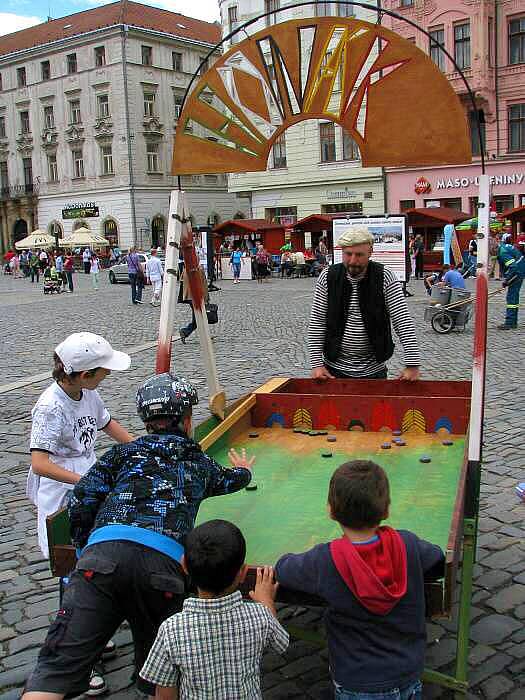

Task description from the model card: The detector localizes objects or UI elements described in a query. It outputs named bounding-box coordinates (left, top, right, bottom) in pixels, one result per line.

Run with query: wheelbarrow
left=425, top=285, right=507, bottom=334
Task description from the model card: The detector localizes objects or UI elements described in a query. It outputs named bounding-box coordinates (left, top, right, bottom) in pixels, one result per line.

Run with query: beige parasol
left=15, top=230, right=56, bottom=250
left=59, top=228, right=110, bottom=248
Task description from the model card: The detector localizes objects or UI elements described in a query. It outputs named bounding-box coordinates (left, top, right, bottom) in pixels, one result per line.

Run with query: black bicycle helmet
left=136, top=373, right=198, bottom=422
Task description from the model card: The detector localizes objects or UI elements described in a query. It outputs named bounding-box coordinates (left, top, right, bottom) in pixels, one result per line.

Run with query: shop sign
left=414, top=176, right=431, bottom=194
left=436, top=173, right=525, bottom=190
left=323, top=187, right=358, bottom=200
left=62, top=202, right=99, bottom=219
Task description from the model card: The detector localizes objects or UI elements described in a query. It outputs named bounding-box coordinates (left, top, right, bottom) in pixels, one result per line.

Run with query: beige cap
left=336, top=225, right=374, bottom=248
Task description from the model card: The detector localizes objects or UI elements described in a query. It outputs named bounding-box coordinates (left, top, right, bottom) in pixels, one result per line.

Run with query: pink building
left=383, top=0, right=525, bottom=215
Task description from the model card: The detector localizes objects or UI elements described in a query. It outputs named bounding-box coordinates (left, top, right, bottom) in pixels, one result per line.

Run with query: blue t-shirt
left=231, top=251, right=243, bottom=265
left=443, top=269, right=465, bottom=289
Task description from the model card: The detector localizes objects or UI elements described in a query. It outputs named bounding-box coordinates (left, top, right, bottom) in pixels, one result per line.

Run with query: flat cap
left=336, top=225, right=374, bottom=248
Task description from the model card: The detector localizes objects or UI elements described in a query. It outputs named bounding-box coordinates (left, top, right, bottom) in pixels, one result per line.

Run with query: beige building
left=0, top=1, right=249, bottom=254
left=218, top=0, right=385, bottom=225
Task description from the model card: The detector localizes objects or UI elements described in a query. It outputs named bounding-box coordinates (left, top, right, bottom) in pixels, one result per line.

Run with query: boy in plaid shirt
left=140, top=519, right=289, bottom=699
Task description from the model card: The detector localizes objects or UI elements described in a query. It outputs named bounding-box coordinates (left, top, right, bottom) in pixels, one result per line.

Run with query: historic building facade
left=0, top=1, right=249, bottom=253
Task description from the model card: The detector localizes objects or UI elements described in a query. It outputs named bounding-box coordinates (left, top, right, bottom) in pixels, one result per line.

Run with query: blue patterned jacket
left=68, top=431, right=251, bottom=556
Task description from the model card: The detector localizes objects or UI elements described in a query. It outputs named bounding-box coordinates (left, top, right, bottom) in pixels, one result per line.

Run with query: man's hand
left=249, top=566, right=279, bottom=616
left=398, top=366, right=421, bottom=381
left=311, top=366, right=334, bottom=381
left=228, top=447, right=255, bottom=470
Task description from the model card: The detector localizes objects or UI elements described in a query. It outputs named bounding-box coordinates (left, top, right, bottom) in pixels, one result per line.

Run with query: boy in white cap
left=27, top=332, right=134, bottom=695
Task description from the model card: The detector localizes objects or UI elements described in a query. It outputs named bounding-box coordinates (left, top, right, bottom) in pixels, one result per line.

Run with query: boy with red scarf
left=275, top=460, right=444, bottom=700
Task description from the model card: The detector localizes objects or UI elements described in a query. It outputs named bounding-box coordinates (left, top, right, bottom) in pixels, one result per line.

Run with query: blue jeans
left=232, top=262, right=241, bottom=280
left=334, top=680, right=422, bottom=700
left=129, top=272, right=143, bottom=302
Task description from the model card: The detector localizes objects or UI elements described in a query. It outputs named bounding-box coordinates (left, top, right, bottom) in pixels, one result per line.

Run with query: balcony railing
left=0, top=182, right=39, bottom=201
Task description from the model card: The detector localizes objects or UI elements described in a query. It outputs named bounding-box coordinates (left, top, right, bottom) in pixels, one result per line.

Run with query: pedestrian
left=113, top=244, right=121, bottom=263
left=408, top=234, right=416, bottom=277
left=230, top=246, right=243, bottom=284
left=26, top=332, right=134, bottom=694
left=39, top=248, right=49, bottom=272
left=140, top=521, right=289, bottom=699
left=280, top=250, right=293, bottom=277
left=10, top=252, right=20, bottom=278
left=496, top=233, right=525, bottom=330
left=20, top=250, right=29, bottom=277
left=438, top=263, right=466, bottom=290
left=146, top=247, right=164, bottom=306
left=127, top=246, right=144, bottom=304
left=64, top=252, right=74, bottom=292
left=275, top=460, right=444, bottom=700
left=413, top=234, right=424, bottom=279
left=55, top=250, right=67, bottom=288
left=82, top=247, right=91, bottom=274
left=255, top=243, right=270, bottom=282
left=488, top=233, right=501, bottom=280
left=30, top=253, right=40, bottom=283
left=178, top=262, right=209, bottom=343
left=90, top=251, right=100, bottom=290
left=22, top=372, right=254, bottom=700
left=308, top=226, right=420, bottom=380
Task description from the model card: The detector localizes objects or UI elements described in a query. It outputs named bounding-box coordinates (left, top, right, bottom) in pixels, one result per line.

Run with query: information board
left=332, top=216, right=408, bottom=282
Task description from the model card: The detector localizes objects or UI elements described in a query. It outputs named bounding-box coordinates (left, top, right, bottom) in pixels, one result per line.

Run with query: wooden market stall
left=500, top=204, right=525, bottom=237
left=404, top=207, right=471, bottom=270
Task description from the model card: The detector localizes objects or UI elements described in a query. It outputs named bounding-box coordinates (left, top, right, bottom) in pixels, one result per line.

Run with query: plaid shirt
left=140, top=591, right=289, bottom=699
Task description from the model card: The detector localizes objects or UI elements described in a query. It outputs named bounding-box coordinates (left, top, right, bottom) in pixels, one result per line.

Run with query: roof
left=404, top=207, right=471, bottom=226
left=500, top=204, right=525, bottom=220
left=213, top=219, right=285, bottom=233
left=295, top=214, right=338, bottom=228
left=0, top=1, right=221, bottom=58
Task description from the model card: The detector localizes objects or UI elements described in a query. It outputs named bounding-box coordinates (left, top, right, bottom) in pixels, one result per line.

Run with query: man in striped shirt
left=308, top=227, right=421, bottom=380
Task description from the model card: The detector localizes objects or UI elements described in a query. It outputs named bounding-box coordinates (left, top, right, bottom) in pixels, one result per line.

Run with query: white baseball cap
left=55, top=333, right=131, bottom=374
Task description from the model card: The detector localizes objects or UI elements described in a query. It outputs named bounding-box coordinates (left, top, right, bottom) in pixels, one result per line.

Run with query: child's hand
left=228, top=448, right=255, bottom=470
left=249, top=566, right=278, bottom=614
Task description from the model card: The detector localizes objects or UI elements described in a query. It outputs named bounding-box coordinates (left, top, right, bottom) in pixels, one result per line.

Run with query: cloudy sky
left=0, top=0, right=221, bottom=36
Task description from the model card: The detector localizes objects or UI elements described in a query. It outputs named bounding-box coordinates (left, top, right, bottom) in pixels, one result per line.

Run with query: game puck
left=322, top=451, right=333, bottom=458
left=392, top=429, right=402, bottom=436
left=293, top=428, right=302, bottom=433
left=442, top=440, right=454, bottom=446
left=317, top=430, right=328, bottom=435
left=249, top=432, right=259, bottom=438
left=419, top=456, right=432, bottom=463
left=392, top=438, right=402, bottom=443
left=395, top=440, right=406, bottom=446
left=246, top=483, right=258, bottom=491
left=327, top=435, right=337, bottom=442
left=309, top=430, right=319, bottom=436
left=381, top=443, right=391, bottom=450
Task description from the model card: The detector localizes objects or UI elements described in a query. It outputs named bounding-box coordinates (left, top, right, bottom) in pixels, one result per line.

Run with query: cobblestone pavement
left=0, top=269, right=524, bottom=700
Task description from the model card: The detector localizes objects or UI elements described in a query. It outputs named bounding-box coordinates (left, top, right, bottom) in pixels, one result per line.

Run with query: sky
left=0, top=0, right=221, bottom=36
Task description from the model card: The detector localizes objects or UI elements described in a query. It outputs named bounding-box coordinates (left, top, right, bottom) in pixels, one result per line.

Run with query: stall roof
left=500, top=204, right=525, bottom=221
left=295, top=214, right=338, bottom=228
left=405, top=207, right=471, bottom=226
left=213, top=219, right=284, bottom=233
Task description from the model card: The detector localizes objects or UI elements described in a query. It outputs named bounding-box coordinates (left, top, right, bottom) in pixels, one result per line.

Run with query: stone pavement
left=0, top=269, right=524, bottom=700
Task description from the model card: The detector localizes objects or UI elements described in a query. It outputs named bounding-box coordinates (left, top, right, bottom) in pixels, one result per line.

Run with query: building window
left=41, top=60, right=51, bottom=81
left=44, top=105, right=55, bottom=129
left=0, top=116, right=5, bottom=139
left=70, top=99, right=82, bottom=124
left=337, top=2, right=354, bottom=16
left=199, top=56, right=209, bottom=75
left=97, top=94, right=110, bottom=118
left=454, top=23, right=471, bottom=70
left=429, top=27, right=445, bottom=71
left=101, top=145, right=114, bottom=175
left=67, top=53, right=77, bottom=74
left=94, top=46, right=106, bottom=67
left=0, top=73, right=2, bottom=91
left=320, top=122, right=336, bottom=162
left=271, top=133, right=287, bottom=168
left=141, top=45, right=153, bottom=66
left=228, top=5, right=238, bottom=32
left=147, top=142, right=160, bottom=172
left=172, top=51, right=183, bottom=71
left=400, top=0, right=414, bottom=6
left=72, top=149, right=84, bottom=178
left=23, top=157, right=33, bottom=191
left=144, top=93, right=155, bottom=117
left=469, top=110, right=486, bottom=157
left=509, top=103, right=525, bottom=152
left=17, top=67, right=26, bottom=87
left=494, top=195, right=515, bottom=213
left=0, top=161, right=8, bottom=194
left=48, top=153, right=58, bottom=182
left=342, top=130, right=360, bottom=160
left=20, top=111, right=30, bottom=134
left=400, top=200, right=415, bottom=212
left=174, top=94, right=184, bottom=120
left=265, top=0, right=279, bottom=27
left=322, top=202, right=363, bottom=215
left=265, top=206, right=297, bottom=224
left=509, top=17, right=525, bottom=65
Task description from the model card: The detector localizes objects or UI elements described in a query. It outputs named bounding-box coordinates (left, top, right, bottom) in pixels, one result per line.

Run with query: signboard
left=62, top=203, right=99, bottom=219
left=332, top=216, right=407, bottom=282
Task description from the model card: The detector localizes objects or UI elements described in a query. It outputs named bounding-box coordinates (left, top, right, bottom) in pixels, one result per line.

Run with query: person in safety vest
left=497, top=233, right=525, bottom=330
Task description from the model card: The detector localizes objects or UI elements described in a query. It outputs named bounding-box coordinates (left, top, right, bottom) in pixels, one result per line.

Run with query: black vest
left=324, top=261, right=394, bottom=364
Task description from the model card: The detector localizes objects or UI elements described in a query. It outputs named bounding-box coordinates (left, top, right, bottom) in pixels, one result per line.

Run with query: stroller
left=43, top=267, right=63, bottom=294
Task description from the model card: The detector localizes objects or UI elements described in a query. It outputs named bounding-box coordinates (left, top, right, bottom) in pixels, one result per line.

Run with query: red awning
left=404, top=207, right=471, bottom=227
left=500, top=204, right=525, bottom=221
left=213, top=219, right=283, bottom=234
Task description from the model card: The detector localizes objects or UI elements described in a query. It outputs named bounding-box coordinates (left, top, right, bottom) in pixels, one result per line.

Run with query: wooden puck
left=322, top=451, right=333, bottom=458
left=419, top=456, right=432, bottom=463
left=381, top=443, right=392, bottom=449
left=246, top=483, right=258, bottom=491
left=392, top=429, right=402, bottom=436
left=327, top=435, right=337, bottom=442
left=249, top=432, right=259, bottom=439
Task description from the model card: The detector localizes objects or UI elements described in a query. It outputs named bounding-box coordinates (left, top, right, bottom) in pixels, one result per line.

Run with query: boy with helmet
left=23, top=373, right=254, bottom=700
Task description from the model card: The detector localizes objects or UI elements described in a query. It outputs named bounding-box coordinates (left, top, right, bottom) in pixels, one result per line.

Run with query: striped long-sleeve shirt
left=308, top=265, right=420, bottom=377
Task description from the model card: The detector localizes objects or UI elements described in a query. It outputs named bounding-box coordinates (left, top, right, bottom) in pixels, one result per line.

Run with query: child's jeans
left=334, top=680, right=422, bottom=700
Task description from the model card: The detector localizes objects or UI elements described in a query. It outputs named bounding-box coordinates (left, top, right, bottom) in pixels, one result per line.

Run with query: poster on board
left=332, top=216, right=408, bottom=282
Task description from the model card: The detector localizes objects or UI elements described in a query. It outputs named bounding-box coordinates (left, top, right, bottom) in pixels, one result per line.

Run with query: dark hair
left=52, top=353, right=99, bottom=383
left=328, top=460, right=390, bottom=529
left=185, top=520, right=246, bottom=594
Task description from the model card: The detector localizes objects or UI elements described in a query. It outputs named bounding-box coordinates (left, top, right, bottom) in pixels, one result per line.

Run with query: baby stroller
left=43, top=268, right=63, bottom=294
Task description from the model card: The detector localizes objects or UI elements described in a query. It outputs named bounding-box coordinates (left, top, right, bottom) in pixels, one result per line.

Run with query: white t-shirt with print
left=27, top=382, right=110, bottom=557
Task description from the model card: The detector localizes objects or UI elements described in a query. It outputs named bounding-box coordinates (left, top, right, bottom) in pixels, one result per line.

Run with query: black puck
left=249, top=432, right=259, bottom=439
left=327, top=435, right=337, bottom=442
left=322, top=451, right=333, bottom=458
left=392, top=429, right=402, bottom=436
left=246, top=483, right=258, bottom=491
left=442, top=440, right=454, bottom=446
left=419, top=456, right=432, bottom=463
left=381, top=443, right=392, bottom=449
